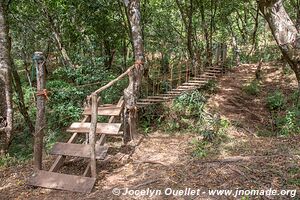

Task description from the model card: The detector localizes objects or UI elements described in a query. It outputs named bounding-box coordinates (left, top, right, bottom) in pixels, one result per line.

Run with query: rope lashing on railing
left=36, top=89, right=49, bottom=100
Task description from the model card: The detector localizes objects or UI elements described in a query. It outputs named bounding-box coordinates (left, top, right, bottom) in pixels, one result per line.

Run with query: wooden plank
left=204, top=72, right=217, bottom=75
left=50, top=143, right=108, bottom=160
left=178, top=85, right=197, bottom=89
left=172, top=88, right=192, bottom=91
left=147, top=96, right=173, bottom=99
left=206, top=69, right=222, bottom=72
left=27, top=170, right=96, bottom=193
left=182, top=82, right=203, bottom=86
left=167, top=91, right=182, bottom=94
left=158, top=93, right=179, bottom=97
left=49, top=116, right=90, bottom=172
left=67, top=123, right=121, bottom=135
left=83, top=107, right=122, bottom=116
left=137, top=102, right=154, bottom=106
left=138, top=98, right=165, bottom=102
left=192, top=77, right=208, bottom=80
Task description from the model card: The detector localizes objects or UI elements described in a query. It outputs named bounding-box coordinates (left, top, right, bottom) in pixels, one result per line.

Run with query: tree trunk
left=228, top=20, right=241, bottom=66
left=175, top=0, right=194, bottom=61
left=199, top=1, right=212, bottom=67
left=7, top=35, right=34, bottom=134
left=38, top=1, right=74, bottom=68
left=258, top=0, right=300, bottom=94
left=0, top=1, right=13, bottom=155
left=123, top=0, right=144, bottom=142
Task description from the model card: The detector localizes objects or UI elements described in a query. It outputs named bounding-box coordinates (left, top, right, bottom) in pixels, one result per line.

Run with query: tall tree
left=123, top=0, right=144, bottom=141
left=0, top=0, right=13, bottom=154
left=258, top=0, right=300, bottom=93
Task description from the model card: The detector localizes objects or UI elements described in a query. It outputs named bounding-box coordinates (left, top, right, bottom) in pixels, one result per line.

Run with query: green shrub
left=201, top=80, right=218, bottom=94
left=173, top=90, right=206, bottom=116
left=191, top=139, right=208, bottom=158
left=243, top=80, right=260, bottom=96
left=0, top=154, right=19, bottom=167
left=139, top=104, right=165, bottom=134
left=267, top=90, right=286, bottom=110
left=275, top=108, right=300, bottom=136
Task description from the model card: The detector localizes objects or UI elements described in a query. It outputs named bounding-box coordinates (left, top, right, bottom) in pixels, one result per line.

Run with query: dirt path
left=0, top=63, right=299, bottom=200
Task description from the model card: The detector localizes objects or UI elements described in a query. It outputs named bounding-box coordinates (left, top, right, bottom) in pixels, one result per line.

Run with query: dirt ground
left=0, top=63, right=299, bottom=200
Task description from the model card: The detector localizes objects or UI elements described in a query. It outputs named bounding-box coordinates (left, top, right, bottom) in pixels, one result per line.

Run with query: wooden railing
left=85, top=64, right=134, bottom=177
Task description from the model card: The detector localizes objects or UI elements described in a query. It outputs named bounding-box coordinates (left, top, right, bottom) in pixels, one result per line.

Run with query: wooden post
left=89, top=94, right=97, bottom=177
left=185, top=60, right=189, bottom=82
left=33, top=52, right=46, bottom=170
left=170, top=62, right=173, bottom=89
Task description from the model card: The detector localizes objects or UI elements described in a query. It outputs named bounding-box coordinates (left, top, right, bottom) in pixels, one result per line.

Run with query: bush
left=243, top=80, right=261, bottom=96
left=267, top=90, right=286, bottom=110
left=191, top=139, right=208, bottom=158
left=173, top=90, right=206, bottom=116
left=275, top=108, right=300, bottom=136
left=201, top=80, right=218, bottom=94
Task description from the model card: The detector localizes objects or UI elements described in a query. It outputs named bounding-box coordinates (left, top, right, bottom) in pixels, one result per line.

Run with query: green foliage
left=191, top=139, right=208, bottom=158
left=139, top=104, right=165, bottom=134
left=265, top=89, right=300, bottom=136
left=0, top=154, right=19, bottom=167
left=275, top=108, right=300, bottom=136
left=243, top=80, right=261, bottom=96
left=173, top=90, right=206, bottom=116
left=201, top=80, right=218, bottom=94
left=267, top=90, right=286, bottom=110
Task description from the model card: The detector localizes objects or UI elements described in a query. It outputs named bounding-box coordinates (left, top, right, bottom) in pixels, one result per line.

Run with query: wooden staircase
left=28, top=97, right=125, bottom=193
left=27, top=64, right=225, bottom=193
left=137, top=66, right=225, bottom=106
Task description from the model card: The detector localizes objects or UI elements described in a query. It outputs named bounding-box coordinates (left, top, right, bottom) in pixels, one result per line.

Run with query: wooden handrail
left=90, top=65, right=135, bottom=96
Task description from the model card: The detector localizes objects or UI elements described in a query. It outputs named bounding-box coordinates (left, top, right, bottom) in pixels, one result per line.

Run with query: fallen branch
left=130, top=178, right=161, bottom=189
left=133, top=160, right=169, bottom=167
left=197, top=155, right=286, bottom=164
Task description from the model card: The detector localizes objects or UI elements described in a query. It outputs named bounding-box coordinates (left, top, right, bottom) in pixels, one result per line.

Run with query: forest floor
left=0, top=63, right=299, bottom=200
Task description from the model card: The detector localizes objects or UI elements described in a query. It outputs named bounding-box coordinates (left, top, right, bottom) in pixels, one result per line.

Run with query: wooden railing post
left=33, top=52, right=46, bottom=170
left=89, top=94, right=97, bottom=177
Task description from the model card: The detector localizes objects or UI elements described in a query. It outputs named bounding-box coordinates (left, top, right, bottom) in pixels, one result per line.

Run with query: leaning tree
left=258, top=0, right=300, bottom=93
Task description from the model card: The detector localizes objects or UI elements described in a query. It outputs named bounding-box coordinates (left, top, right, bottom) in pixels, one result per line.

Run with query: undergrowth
left=159, top=90, right=229, bottom=158
left=243, top=79, right=261, bottom=96
left=265, top=90, right=300, bottom=136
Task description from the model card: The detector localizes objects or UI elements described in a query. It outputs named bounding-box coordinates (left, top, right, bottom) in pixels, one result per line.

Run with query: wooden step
left=138, top=98, right=165, bottom=102
left=158, top=93, right=180, bottom=97
left=50, top=142, right=108, bottom=160
left=172, top=88, right=194, bottom=91
left=207, top=67, right=222, bottom=70
left=137, top=102, right=155, bottom=107
left=67, top=123, right=122, bottom=135
left=182, top=82, right=204, bottom=86
left=83, top=106, right=122, bottom=116
left=27, top=170, right=96, bottom=193
left=207, top=67, right=223, bottom=70
left=199, top=75, right=217, bottom=78
left=147, top=96, right=173, bottom=99
left=205, top=70, right=221, bottom=73
left=204, top=72, right=217, bottom=75
left=190, top=79, right=208, bottom=82
left=167, top=91, right=182, bottom=94
left=177, top=85, right=197, bottom=89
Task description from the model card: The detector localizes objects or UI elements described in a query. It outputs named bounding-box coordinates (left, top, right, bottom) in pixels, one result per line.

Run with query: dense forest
left=0, top=0, right=299, bottom=199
